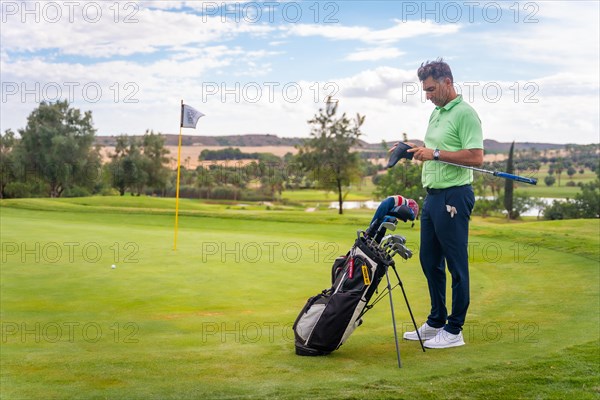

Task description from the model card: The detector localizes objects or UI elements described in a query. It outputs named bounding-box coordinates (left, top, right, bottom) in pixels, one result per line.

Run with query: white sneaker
left=423, top=330, right=465, bottom=349
left=403, top=322, right=442, bottom=341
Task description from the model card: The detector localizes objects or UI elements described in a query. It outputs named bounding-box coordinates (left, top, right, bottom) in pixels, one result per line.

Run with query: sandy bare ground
left=100, top=145, right=509, bottom=170
left=100, top=145, right=299, bottom=169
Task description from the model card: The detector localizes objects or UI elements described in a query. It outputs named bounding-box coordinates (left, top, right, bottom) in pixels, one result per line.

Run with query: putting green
left=1, top=198, right=598, bottom=399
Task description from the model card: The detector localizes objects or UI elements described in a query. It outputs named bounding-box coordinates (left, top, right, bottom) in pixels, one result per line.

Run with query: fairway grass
left=1, top=198, right=598, bottom=399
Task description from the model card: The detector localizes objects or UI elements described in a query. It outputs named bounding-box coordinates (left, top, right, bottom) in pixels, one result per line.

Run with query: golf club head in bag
left=366, top=217, right=397, bottom=245
left=381, top=234, right=407, bottom=250
left=389, top=242, right=413, bottom=260
left=386, top=142, right=414, bottom=169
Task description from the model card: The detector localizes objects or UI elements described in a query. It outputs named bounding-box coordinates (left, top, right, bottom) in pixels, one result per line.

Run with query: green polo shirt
left=422, top=95, right=483, bottom=189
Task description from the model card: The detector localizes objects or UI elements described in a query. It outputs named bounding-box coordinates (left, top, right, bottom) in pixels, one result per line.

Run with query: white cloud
left=0, top=3, right=275, bottom=58
left=3, top=58, right=598, bottom=144
left=287, top=20, right=461, bottom=44
left=345, top=47, right=404, bottom=62
left=453, top=74, right=599, bottom=144
left=334, top=67, right=417, bottom=100
left=477, top=2, right=599, bottom=74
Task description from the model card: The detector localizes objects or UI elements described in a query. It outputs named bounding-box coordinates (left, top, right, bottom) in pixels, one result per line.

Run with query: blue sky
left=1, top=1, right=598, bottom=144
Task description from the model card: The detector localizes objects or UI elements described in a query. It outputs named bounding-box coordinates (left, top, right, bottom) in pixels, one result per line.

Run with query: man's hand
left=407, top=146, right=435, bottom=161
left=405, top=147, right=484, bottom=166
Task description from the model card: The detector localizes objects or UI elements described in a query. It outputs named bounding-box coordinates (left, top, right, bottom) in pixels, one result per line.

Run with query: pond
left=329, top=198, right=563, bottom=217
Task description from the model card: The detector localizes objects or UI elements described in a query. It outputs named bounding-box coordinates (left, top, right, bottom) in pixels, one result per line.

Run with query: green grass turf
left=1, top=197, right=598, bottom=399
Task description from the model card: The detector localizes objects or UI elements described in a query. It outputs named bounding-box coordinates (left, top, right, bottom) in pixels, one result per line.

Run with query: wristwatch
left=433, top=148, right=440, bottom=161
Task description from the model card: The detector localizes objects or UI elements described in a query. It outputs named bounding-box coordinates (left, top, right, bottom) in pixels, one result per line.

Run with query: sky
left=1, top=0, right=599, bottom=145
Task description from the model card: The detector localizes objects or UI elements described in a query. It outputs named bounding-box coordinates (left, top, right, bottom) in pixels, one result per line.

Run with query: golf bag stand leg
left=391, top=265, right=426, bottom=352
left=384, top=267, right=402, bottom=368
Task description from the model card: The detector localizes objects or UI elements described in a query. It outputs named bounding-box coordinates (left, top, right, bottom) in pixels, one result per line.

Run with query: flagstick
left=173, top=100, right=184, bottom=251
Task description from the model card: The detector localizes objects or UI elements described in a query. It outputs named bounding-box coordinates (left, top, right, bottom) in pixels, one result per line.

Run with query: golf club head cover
left=386, top=142, right=414, bottom=169
left=366, top=195, right=419, bottom=238
left=388, top=204, right=417, bottom=222
left=386, top=195, right=419, bottom=222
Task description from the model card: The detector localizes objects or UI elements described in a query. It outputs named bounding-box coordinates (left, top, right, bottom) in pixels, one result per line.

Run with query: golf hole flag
left=174, top=102, right=205, bottom=251
left=181, top=104, right=205, bottom=128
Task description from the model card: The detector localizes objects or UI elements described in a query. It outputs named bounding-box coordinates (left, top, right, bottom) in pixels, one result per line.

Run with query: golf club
left=383, top=241, right=398, bottom=254
left=436, top=159, right=538, bottom=185
left=380, top=234, right=393, bottom=246
left=371, top=220, right=397, bottom=245
left=389, top=242, right=412, bottom=260
left=383, top=235, right=406, bottom=247
left=393, top=247, right=412, bottom=260
left=387, top=142, right=538, bottom=185
left=381, top=237, right=400, bottom=251
left=381, top=221, right=396, bottom=231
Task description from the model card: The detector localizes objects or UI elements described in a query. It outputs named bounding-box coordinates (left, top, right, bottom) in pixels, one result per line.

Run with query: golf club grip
left=495, top=171, right=537, bottom=185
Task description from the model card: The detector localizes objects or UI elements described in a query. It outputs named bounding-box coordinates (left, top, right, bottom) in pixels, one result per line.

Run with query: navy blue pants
left=420, top=185, right=475, bottom=335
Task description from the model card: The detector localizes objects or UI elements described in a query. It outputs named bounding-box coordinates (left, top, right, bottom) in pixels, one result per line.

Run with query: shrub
left=472, top=197, right=502, bottom=218
left=100, top=187, right=120, bottom=196
left=543, top=200, right=579, bottom=220
left=63, top=186, right=92, bottom=198
left=4, top=182, right=33, bottom=198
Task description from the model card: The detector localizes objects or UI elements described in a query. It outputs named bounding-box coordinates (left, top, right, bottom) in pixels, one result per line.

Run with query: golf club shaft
left=436, top=160, right=538, bottom=185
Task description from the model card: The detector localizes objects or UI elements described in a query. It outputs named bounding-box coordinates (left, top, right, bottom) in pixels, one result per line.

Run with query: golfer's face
left=422, top=77, right=450, bottom=107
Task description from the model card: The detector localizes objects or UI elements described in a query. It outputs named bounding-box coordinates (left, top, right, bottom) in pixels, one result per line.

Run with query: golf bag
left=293, top=234, right=393, bottom=355
left=293, top=196, right=418, bottom=357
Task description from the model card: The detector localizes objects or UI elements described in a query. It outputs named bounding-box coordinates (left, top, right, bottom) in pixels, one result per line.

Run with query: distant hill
left=483, top=140, right=564, bottom=154
left=95, top=134, right=307, bottom=147
left=95, top=134, right=564, bottom=154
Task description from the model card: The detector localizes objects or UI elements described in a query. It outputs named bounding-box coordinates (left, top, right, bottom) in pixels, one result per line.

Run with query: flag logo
left=181, top=104, right=205, bottom=128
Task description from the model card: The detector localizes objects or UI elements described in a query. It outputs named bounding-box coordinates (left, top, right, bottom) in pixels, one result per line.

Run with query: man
left=402, top=59, right=484, bottom=348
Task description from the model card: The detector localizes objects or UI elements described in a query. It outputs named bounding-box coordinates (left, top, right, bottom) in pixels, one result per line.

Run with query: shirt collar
left=437, top=94, right=463, bottom=111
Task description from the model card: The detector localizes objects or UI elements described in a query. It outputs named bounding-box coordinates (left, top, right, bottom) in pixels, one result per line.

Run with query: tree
left=108, top=135, right=129, bottom=196
left=142, top=130, right=170, bottom=195
left=196, top=166, right=216, bottom=199
left=544, top=175, right=556, bottom=186
left=296, top=97, right=364, bottom=214
left=373, top=161, right=425, bottom=201
left=128, top=139, right=148, bottom=196
left=16, top=101, right=97, bottom=197
left=574, top=181, right=600, bottom=218
left=107, top=131, right=169, bottom=196
left=575, top=166, right=600, bottom=218
left=259, top=161, right=285, bottom=200
left=73, top=142, right=102, bottom=197
left=108, top=135, right=147, bottom=196
left=543, top=168, right=599, bottom=220
left=511, top=192, right=539, bottom=219
left=504, top=141, right=515, bottom=219
left=0, top=129, right=17, bottom=198
left=555, top=158, right=564, bottom=187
